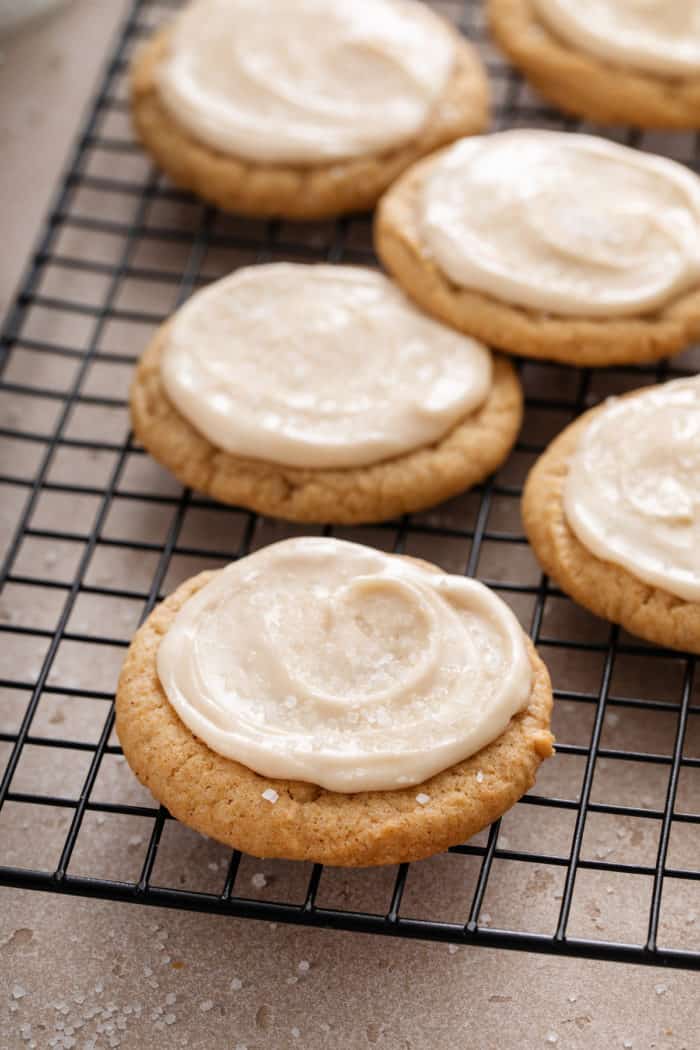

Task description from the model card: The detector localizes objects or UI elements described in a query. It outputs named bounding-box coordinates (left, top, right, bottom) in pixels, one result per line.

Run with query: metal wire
left=0, top=0, right=699, bottom=969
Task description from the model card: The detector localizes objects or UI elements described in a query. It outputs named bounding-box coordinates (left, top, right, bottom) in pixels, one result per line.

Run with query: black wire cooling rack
left=1, top=0, right=699, bottom=971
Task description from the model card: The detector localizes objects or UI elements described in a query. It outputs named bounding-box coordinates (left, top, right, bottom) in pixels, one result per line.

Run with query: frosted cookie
left=375, top=129, right=700, bottom=367
left=488, top=0, right=700, bottom=128
left=130, top=263, right=523, bottom=524
left=130, top=0, right=489, bottom=220
left=523, top=376, right=700, bottom=654
left=115, top=537, right=554, bottom=866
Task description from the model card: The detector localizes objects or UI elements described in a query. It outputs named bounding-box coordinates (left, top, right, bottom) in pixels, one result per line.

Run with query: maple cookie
left=488, top=0, right=700, bottom=128
left=523, top=376, right=700, bottom=655
left=115, top=537, right=554, bottom=866
left=375, top=129, right=700, bottom=368
left=129, top=0, right=489, bottom=221
left=130, top=263, right=523, bottom=525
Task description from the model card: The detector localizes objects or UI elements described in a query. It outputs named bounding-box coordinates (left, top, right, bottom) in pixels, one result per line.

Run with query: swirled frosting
left=160, top=264, right=492, bottom=470
left=533, top=0, right=700, bottom=77
left=156, top=538, right=533, bottom=792
left=564, top=377, right=700, bottom=602
left=157, top=0, right=456, bottom=164
left=420, top=130, right=700, bottom=318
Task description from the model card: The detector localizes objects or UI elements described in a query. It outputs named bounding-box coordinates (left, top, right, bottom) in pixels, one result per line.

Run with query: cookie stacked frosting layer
left=156, top=538, right=533, bottom=791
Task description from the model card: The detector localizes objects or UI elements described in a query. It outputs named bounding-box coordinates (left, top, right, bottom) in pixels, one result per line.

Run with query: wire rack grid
left=0, top=0, right=699, bottom=971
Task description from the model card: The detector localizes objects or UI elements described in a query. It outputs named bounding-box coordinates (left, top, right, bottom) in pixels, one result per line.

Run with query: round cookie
left=487, top=0, right=700, bottom=128
left=522, top=396, right=700, bottom=655
left=115, top=562, right=554, bottom=867
left=130, top=322, right=523, bottom=527
left=130, top=19, right=489, bottom=221
left=375, top=149, right=700, bottom=368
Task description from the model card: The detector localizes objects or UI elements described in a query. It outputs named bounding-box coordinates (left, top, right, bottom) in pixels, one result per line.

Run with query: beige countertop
left=0, top=4, right=698, bottom=1049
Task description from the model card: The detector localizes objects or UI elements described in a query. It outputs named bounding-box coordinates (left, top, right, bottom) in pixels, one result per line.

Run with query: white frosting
left=420, top=130, right=700, bottom=318
left=534, top=0, right=700, bottom=77
left=157, top=538, right=533, bottom=792
left=161, top=264, right=492, bottom=470
left=564, top=377, right=700, bottom=602
left=157, top=0, right=455, bottom=164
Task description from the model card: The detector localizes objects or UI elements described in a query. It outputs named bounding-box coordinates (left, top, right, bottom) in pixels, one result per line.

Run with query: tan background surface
left=0, top=3, right=698, bottom=1049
